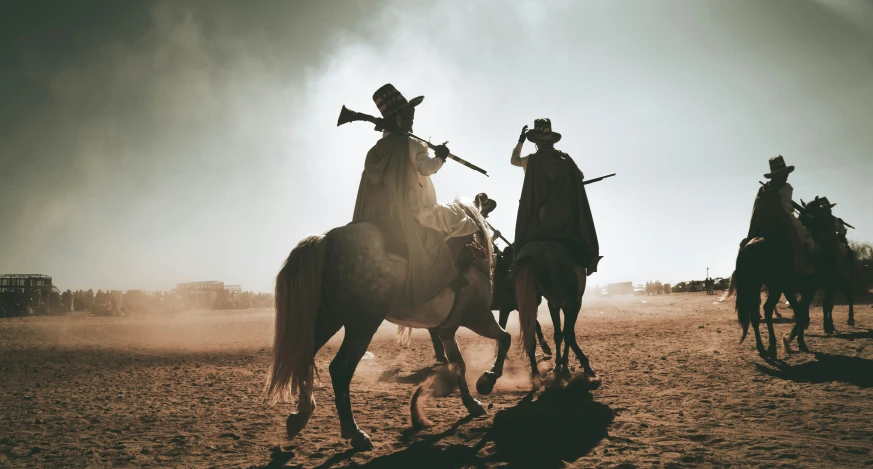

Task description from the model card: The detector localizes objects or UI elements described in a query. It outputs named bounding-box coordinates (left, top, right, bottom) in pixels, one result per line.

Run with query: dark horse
left=804, top=203, right=857, bottom=333
left=731, top=236, right=817, bottom=358
left=516, top=240, right=600, bottom=387
left=427, top=244, right=552, bottom=365
left=730, top=196, right=834, bottom=358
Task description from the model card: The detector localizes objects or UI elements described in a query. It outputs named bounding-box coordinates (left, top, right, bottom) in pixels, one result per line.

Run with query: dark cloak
left=746, top=181, right=808, bottom=272
left=514, top=148, right=600, bottom=271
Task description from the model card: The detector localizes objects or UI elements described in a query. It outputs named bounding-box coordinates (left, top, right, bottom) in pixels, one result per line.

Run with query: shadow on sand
left=756, top=352, right=873, bottom=388
left=815, top=328, right=873, bottom=340
left=348, top=378, right=614, bottom=469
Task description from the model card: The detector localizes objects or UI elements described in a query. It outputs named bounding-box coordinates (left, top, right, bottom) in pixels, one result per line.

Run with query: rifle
left=583, top=173, right=616, bottom=185
left=337, top=106, right=489, bottom=177
left=483, top=219, right=511, bottom=245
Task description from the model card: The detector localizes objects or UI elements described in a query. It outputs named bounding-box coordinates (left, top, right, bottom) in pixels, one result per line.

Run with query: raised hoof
left=345, top=430, right=374, bottom=451
left=798, top=343, right=810, bottom=353
left=848, top=318, right=855, bottom=327
left=285, top=411, right=312, bottom=439
left=466, top=399, right=487, bottom=417
left=435, top=356, right=448, bottom=365
left=541, top=344, right=553, bottom=357
left=476, top=371, right=498, bottom=395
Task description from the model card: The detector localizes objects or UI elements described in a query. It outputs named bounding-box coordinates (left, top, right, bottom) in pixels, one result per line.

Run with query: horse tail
left=396, top=326, right=413, bottom=347
left=727, top=270, right=737, bottom=298
left=734, top=242, right=763, bottom=344
left=265, top=234, right=327, bottom=404
left=515, top=261, right=538, bottom=353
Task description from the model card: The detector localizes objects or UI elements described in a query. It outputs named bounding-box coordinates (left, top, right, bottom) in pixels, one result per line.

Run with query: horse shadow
left=756, top=352, right=873, bottom=388
left=354, top=378, right=614, bottom=468
left=825, top=329, right=873, bottom=340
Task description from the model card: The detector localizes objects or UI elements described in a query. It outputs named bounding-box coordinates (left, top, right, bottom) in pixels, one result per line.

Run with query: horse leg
left=783, top=291, right=811, bottom=353
left=498, top=309, right=510, bottom=329
left=535, top=320, right=552, bottom=357
left=845, top=282, right=855, bottom=326
left=286, top=313, right=342, bottom=439
left=434, top=328, right=486, bottom=416
left=516, top=264, right=542, bottom=388
left=761, top=291, right=779, bottom=358
left=822, top=289, right=835, bottom=335
left=547, top=302, right=564, bottom=378
left=563, top=303, right=601, bottom=388
left=329, top=322, right=380, bottom=451
left=428, top=329, right=448, bottom=364
left=464, top=307, right=511, bottom=396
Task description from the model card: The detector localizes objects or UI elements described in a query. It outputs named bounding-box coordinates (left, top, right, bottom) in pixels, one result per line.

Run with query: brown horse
left=265, top=203, right=511, bottom=450
left=515, top=240, right=600, bottom=387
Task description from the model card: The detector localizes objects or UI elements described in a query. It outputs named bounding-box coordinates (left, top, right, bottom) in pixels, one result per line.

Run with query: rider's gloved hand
left=518, top=125, right=528, bottom=144
left=434, top=144, right=450, bottom=161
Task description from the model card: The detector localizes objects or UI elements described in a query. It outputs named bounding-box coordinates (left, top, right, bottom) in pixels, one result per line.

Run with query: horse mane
left=456, top=199, right=494, bottom=287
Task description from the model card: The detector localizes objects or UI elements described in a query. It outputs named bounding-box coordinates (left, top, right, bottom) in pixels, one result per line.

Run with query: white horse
left=265, top=203, right=510, bottom=450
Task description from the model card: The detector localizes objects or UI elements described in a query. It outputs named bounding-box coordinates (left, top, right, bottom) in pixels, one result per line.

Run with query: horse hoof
left=782, top=336, right=793, bottom=354
left=531, top=374, right=543, bottom=391
left=466, top=399, right=487, bottom=417
left=286, top=411, right=312, bottom=439
left=848, top=318, right=855, bottom=327
left=347, top=430, right=374, bottom=451
left=476, top=372, right=497, bottom=395
left=541, top=345, right=553, bottom=357
left=767, top=347, right=778, bottom=360
left=799, top=344, right=810, bottom=353
left=435, top=356, right=448, bottom=365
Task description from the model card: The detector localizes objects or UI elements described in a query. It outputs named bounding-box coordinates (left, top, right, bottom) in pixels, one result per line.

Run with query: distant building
left=0, top=274, right=59, bottom=294
left=176, top=281, right=224, bottom=292
left=607, top=282, right=634, bottom=296
left=224, top=285, right=241, bottom=293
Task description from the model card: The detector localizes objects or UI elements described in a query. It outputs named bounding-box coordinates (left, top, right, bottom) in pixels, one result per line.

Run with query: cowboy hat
left=373, top=84, right=423, bottom=118
left=764, top=155, right=795, bottom=178
left=526, top=118, right=562, bottom=144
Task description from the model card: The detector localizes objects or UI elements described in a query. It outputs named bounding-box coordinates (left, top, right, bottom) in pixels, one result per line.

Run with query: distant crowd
left=644, top=281, right=671, bottom=295
left=0, top=288, right=275, bottom=318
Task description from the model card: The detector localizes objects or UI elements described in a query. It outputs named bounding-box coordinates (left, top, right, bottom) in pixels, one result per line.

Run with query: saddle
left=371, top=218, right=483, bottom=290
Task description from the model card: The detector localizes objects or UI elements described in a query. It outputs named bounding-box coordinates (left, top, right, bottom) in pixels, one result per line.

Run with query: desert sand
left=1, top=292, right=871, bottom=468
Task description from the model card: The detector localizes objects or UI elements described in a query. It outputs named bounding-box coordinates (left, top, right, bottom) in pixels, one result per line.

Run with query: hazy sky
left=2, top=0, right=872, bottom=293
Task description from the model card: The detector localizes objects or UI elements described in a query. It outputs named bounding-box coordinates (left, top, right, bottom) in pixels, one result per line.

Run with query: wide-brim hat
left=764, top=155, right=794, bottom=178
left=526, top=118, right=561, bottom=144
left=809, top=196, right=837, bottom=210
left=474, top=192, right=497, bottom=217
left=373, top=83, right=423, bottom=118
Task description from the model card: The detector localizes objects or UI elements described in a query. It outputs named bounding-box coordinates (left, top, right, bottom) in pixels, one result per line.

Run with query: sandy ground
left=1, top=293, right=872, bottom=468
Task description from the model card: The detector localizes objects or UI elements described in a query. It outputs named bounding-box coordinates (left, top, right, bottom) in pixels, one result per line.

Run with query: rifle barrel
left=582, top=173, right=616, bottom=185
left=338, top=106, right=489, bottom=177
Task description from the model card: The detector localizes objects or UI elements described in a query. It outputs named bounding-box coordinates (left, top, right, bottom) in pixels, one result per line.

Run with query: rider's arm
left=778, top=183, right=795, bottom=215
left=510, top=142, right=528, bottom=171
left=412, top=138, right=444, bottom=176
